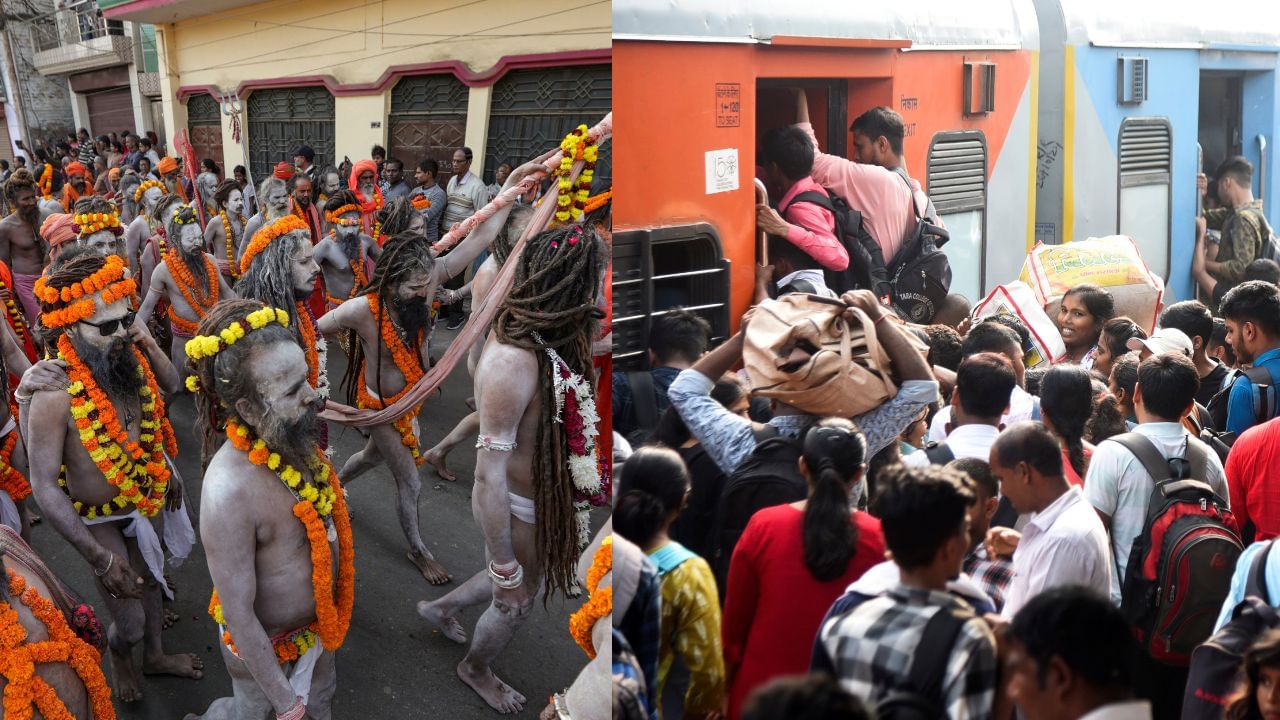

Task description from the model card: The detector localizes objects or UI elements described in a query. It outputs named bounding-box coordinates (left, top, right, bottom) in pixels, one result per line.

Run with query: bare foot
left=424, top=448, right=457, bottom=482
left=110, top=644, right=143, bottom=702
left=417, top=599, right=467, bottom=643
left=409, top=550, right=452, bottom=585
left=457, top=661, right=526, bottom=714
left=143, top=651, right=205, bottom=679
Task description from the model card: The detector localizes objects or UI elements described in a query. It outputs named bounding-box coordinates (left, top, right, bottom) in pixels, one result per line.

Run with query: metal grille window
left=927, top=132, right=988, bottom=300
left=1118, top=117, right=1172, bottom=276
left=486, top=65, right=610, bottom=188
left=1118, top=57, right=1149, bottom=105
left=389, top=74, right=468, bottom=187
left=612, top=225, right=729, bottom=370
left=247, top=87, right=334, bottom=181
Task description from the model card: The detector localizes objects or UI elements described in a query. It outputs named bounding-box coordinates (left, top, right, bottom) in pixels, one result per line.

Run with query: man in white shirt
left=987, top=423, right=1111, bottom=618
left=906, top=352, right=1015, bottom=467
left=929, top=321, right=1035, bottom=443
left=754, top=232, right=838, bottom=301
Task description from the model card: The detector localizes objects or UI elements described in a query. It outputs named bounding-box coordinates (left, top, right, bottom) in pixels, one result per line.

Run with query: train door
left=1198, top=72, right=1244, bottom=183
left=1117, top=117, right=1173, bottom=279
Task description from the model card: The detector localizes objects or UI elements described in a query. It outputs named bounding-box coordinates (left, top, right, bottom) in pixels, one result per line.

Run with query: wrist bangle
left=14, top=388, right=31, bottom=404
left=552, top=692, right=571, bottom=719
left=276, top=697, right=305, bottom=720
left=93, top=553, right=113, bottom=577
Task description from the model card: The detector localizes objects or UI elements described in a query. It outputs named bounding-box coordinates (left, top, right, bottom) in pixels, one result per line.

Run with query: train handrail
left=755, top=178, right=769, bottom=266
left=1260, top=135, right=1269, bottom=205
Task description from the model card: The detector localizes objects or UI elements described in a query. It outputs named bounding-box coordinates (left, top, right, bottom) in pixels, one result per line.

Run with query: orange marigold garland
left=209, top=419, right=354, bottom=663
left=165, top=247, right=220, bottom=336
left=239, top=215, right=309, bottom=276
left=37, top=164, right=54, bottom=200
left=295, top=301, right=323, bottom=394
left=35, top=255, right=136, bottom=329
left=553, top=125, right=598, bottom=226
left=355, top=294, right=424, bottom=466
left=0, top=275, right=29, bottom=353
left=568, top=535, right=613, bottom=659
left=0, top=427, right=30, bottom=502
left=219, top=211, right=244, bottom=279
left=0, top=568, right=116, bottom=720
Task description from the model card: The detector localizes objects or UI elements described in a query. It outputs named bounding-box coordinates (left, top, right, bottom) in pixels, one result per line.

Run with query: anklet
left=277, top=697, right=305, bottom=720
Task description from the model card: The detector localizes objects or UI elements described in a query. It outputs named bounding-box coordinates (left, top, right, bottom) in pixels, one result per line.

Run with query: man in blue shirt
left=1221, top=280, right=1280, bottom=435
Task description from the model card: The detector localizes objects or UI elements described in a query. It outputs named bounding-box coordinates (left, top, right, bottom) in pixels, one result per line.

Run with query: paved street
left=20, top=328, right=595, bottom=719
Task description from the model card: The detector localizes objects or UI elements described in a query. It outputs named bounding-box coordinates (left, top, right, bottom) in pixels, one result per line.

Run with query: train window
left=1118, top=57, right=1150, bottom=105
left=927, top=131, right=988, bottom=302
left=1117, top=117, right=1172, bottom=278
left=611, top=224, right=730, bottom=371
left=963, top=62, right=996, bottom=115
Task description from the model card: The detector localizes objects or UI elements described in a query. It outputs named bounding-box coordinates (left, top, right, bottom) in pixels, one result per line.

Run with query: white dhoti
left=161, top=451, right=196, bottom=567
left=83, top=510, right=174, bottom=599
left=508, top=492, right=536, bottom=524
left=217, top=627, right=324, bottom=705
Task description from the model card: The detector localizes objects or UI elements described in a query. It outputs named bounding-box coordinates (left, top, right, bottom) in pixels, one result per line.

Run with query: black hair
left=984, top=314, right=1032, bottom=352
left=1160, top=300, right=1213, bottom=348
left=1086, top=388, right=1129, bottom=444
left=613, top=446, right=691, bottom=548
left=371, top=144, right=386, bottom=158
left=871, top=464, right=973, bottom=570
left=934, top=294, right=973, bottom=328
left=1024, top=366, right=1048, bottom=396
left=741, top=675, right=873, bottom=720
left=1098, top=317, right=1147, bottom=360
left=961, top=321, right=1020, bottom=360
left=654, top=376, right=745, bottom=448
left=1246, top=259, right=1280, bottom=285
left=767, top=233, right=822, bottom=271
left=924, top=324, right=962, bottom=371
left=1062, top=284, right=1116, bottom=325
left=234, top=165, right=247, bottom=176
left=0, top=160, right=8, bottom=171
left=201, top=158, right=221, bottom=175
left=459, top=146, right=473, bottom=161
left=1137, top=353, right=1200, bottom=421
left=417, top=158, right=439, bottom=176
left=1111, top=352, right=1140, bottom=401
left=384, top=157, right=403, bottom=171
left=1227, top=629, right=1280, bottom=720
left=955, top=352, right=1017, bottom=420
left=1217, top=155, right=1253, bottom=189
left=1222, top=280, right=1280, bottom=338
left=991, top=421, right=1065, bottom=478
left=850, top=106, right=905, bottom=156
left=1040, top=365, right=1093, bottom=477
left=1008, top=586, right=1137, bottom=692
left=1210, top=317, right=1238, bottom=365
left=647, top=308, right=712, bottom=365
left=761, top=126, right=816, bottom=182
left=800, top=418, right=868, bottom=582
left=948, top=457, right=998, bottom=500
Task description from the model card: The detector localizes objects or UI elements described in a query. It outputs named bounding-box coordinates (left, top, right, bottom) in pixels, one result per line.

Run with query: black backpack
left=1205, top=365, right=1278, bottom=440
left=885, top=170, right=952, bottom=324
left=711, top=427, right=807, bottom=596
left=1236, top=204, right=1280, bottom=263
left=875, top=606, right=972, bottom=720
left=1113, top=432, right=1242, bottom=666
left=784, top=188, right=892, bottom=298
left=622, top=370, right=659, bottom=448
left=1183, top=541, right=1279, bottom=720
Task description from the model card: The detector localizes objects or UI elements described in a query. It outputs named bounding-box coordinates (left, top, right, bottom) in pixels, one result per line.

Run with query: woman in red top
left=1040, top=364, right=1095, bottom=486
left=721, top=418, right=885, bottom=719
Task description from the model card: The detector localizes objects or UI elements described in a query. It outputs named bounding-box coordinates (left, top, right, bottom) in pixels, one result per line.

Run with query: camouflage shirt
left=1205, top=199, right=1267, bottom=287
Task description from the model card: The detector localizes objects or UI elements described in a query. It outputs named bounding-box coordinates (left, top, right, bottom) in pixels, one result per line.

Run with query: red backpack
left=1112, top=433, right=1242, bottom=666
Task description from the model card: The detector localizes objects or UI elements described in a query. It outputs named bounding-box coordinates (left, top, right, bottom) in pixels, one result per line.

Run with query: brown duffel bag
left=743, top=294, right=902, bottom=418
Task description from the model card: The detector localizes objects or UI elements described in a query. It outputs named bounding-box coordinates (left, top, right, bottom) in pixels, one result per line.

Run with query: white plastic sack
left=1019, top=235, right=1165, bottom=334
left=972, top=281, right=1066, bottom=368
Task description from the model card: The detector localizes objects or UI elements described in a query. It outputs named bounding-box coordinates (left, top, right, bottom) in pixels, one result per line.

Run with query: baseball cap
left=1126, top=327, right=1193, bottom=358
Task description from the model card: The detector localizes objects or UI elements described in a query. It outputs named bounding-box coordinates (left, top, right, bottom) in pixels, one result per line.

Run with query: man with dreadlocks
left=117, top=171, right=142, bottom=226
left=124, top=178, right=168, bottom=293
left=137, top=194, right=183, bottom=309
left=24, top=250, right=202, bottom=702
left=0, top=169, right=49, bottom=325
left=416, top=222, right=608, bottom=715
left=316, top=190, right=380, bottom=312
left=204, top=179, right=247, bottom=282
left=71, top=195, right=127, bottom=260
left=137, top=203, right=235, bottom=384
left=242, top=171, right=294, bottom=258
left=184, top=299, right=353, bottom=720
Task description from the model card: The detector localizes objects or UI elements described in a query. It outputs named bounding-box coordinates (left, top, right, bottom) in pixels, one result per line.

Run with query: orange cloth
left=65, top=162, right=88, bottom=177
left=41, top=214, right=78, bottom=248
left=348, top=160, right=378, bottom=194
left=274, top=162, right=295, bottom=180
left=157, top=157, right=179, bottom=175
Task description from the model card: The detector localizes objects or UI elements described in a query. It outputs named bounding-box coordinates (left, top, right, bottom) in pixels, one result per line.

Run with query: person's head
left=137, top=156, right=152, bottom=176
left=383, top=158, right=404, bottom=186
left=200, top=158, right=219, bottom=175
left=234, top=165, right=247, bottom=185
left=871, top=464, right=974, bottom=580
left=766, top=232, right=821, bottom=280
left=138, top=136, right=152, bottom=152
left=451, top=147, right=473, bottom=177
left=1160, top=300, right=1215, bottom=362
left=166, top=203, right=205, bottom=260
left=65, top=161, right=88, bottom=191
left=319, top=167, right=341, bottom=197
left=925, top=324, right=963, bottom=371
left=214, top=179, right=244, bottom=216
left=1124, top=326, right=1193, bottom=364
left=72, top=196, right=124, bottom=258
left=933, top=293, right=973, bottom=330
left=40, top=213, right=77, bottom=260
left=1039, top=364, right=1093, bottom=478
left=291, top=175, right=313, bottom=209
left=798, top=418, right=868, bottom=581
left=1007, top=587, right=1139, bottom=720
left=187, top=298, right=321, bottom=463
left=235, top=216, right=320, bottom=310
left=1092, top=317, right=1146, bottom=379
left=371, top=145, right=386, bottom=163
left=741, top=674, right=873, bottom=720
left=13, top=157, right=24, bottom=168
left=1221, top=280, right=1280, bottom=364
left=0, top=159, right=9, bottom=172
left=1134, top=352, right=1199, bottom=424
left=292, top=145, right=315, bottom=169
left=1211, top=316, right=1238, bottom=367
left=135, top=178, right=165, bottom=212
left=953, top=352, right=1017, bottom=426
left=35, top=251, right=139, bottom=394
left=1226, top=630, right=1280, bottom=720
left=948, top=457, right=999, bottom=548
left=196, top=171, right=219, bottom=207
left=493, top=162, right=512, bottom=185
left=326, top=190, right=364, bottom=248
left=1217, top=156, right=1254, bottom=206
left=989, top=422, right=1066, bottom=514
left=259, top=176, right=290, bottom=217
left=614, top=446, right=690, bottom=548
left=850, top=106, right=905, bottom=167
left=647, top=309, right=711, bottom=368
left=415, top=158, right=439, bottom=188
left=4, top=168, right=38, bottom=223
left=1247, top=259, right=1280, bottom=286
left=760, top=126, right=815, bottom=187
left=962, top=320, right=1025, bottom=387
left=1057, top=285, right=1115, bottom=353
left=77, top=127, right=89, bottom=141
left=124, top=134, right=138, bottom=151
left=1107, top=352, right=1140, bottom=417
left=654, top=375, right=747, bottom=448
left=490, top=203, right=534, bottom=269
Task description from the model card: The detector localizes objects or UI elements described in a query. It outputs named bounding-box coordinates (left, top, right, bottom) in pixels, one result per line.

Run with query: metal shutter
left=1119, top=119, right=1172, bottom=184
left=85, top=87, right=133, bottom=138
left=927, top=133, right=987, bottom=214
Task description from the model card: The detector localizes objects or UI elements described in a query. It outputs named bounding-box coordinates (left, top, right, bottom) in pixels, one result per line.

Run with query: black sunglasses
left=80, top=311, right=136, bottom=336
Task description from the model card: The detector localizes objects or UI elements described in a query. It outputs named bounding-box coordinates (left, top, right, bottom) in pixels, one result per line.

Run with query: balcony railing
left=30, top=7, right=131, bottom=76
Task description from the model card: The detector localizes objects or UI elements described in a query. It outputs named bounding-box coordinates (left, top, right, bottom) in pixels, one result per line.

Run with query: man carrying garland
left=184, top=299, right=354, bottom=720
left=204, top=179, right=247, bottom=282
left=0, top=169, right=49, bottom=326
left=242, top=172, right=294, bottom=260
left=315, top=191, right=380, bottom=314
left=137, top=204, right=236, bottom=384
left=60, top=161, right=93, bottom=213
left=416, top=221, right=609, bottom=714
left=24, top=250, right=203, bottom=702
left=72, top=196, right=127, bottom=261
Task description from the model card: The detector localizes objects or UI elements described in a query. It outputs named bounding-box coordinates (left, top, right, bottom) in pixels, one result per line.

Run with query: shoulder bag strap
left=1109, top=432, right=1177, bottom=525
left=907, top=605, right=972, bottom=704
left=1246, top=540, right=1276, bottom=603
left=626, top=370, right=659, bottom=434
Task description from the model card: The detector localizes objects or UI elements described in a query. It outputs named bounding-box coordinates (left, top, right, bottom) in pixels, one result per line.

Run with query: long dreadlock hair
left=233, top=229, right=312, bottom=346
left=164, top=204, right=210, bottom=290
left=189, top=298, right=300, bottom=460
left=212, top=179, right=240, bottom=210
left=492, top=204, right=534, bottom=269
left=376, top=196, right=415, bottom=238
left=493, top=223, right=608, bottom=600
left=258, top=176, right=290, bottom=221
left=117, top=172, right=142, bottom=224
left=339, top=231, right=434, bottom=405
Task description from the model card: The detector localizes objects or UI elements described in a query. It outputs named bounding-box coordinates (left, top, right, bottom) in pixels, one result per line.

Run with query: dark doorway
left=1199, top=72, right=1243, bottom=182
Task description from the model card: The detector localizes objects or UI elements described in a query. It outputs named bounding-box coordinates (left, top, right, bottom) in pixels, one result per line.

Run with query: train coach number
left=716, top=83, right=741, bottom=127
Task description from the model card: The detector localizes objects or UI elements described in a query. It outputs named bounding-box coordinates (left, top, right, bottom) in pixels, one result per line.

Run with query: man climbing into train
left=1197, top=156, right=1271, bottom=303
left=850, top=106, right=943, bottom=227
left=755, top=126, right=848, bottom=279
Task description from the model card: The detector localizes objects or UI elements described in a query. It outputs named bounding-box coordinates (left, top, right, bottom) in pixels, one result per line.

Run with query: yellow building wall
left=152, top=0, right=609, bottom=171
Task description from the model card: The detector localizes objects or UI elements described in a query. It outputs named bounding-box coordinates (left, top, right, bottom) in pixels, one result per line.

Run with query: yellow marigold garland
left=133, top=179, right=165, bottom=204
left=184, top=306, right=290, bottom=362
left=73, top=211, right=122, bottom=238
left=355, top=294, right=424, bottom=466
left=0, top=276, right=29, bottom=351
left=569, top=535, right=613, bottom=659
left=219, top=211, right=244, bottom=279
left=239, top=216, right=309, bottom=276
left=554, top=125, right=598, bottom=226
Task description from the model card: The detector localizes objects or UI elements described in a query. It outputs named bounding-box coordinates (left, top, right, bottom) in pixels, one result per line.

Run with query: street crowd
left=612, top=90, right=1280, bottom=720
left=0, top=118, right=613, bottom=719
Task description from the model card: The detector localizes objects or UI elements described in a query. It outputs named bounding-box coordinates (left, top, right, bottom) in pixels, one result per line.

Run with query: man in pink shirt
left=795, top=89, right=918, bottom=264
left=756, top=126, right=848, bottom=272
left=851, top=107, right=943, bottom=228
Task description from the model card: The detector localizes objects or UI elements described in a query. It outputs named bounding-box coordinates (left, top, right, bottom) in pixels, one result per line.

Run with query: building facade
left=100, top=0, right=610, bottom=188
left=0, top=0, right=78, bottom=162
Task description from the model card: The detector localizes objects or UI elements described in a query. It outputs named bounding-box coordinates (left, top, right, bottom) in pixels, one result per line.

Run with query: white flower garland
left=534, top=332, right=602, bottom=548
left=315, top=332, right=330, bottom=400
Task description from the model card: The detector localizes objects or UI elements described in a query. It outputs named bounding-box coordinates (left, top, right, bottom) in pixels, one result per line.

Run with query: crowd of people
left=612, top=92, right=1280, bottom=720
left=0, top=119, right=613, bottom=719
